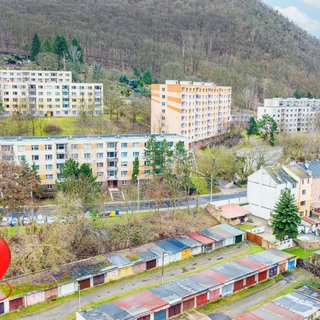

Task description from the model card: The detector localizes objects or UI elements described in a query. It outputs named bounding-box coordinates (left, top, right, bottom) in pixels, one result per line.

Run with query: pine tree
left=54, top=35, right=69, bottom=59
left=131, top=157, right=139, bottom=183
left=133, top=67, right=142, bottom=79
left=40, top=37, right=53, bottom=53
left=247, top=117, right=259, bottom=135
left=142, top=68, right=153, bottom=84
left=71, top=36, right=83, bottom=63
left=272, top=188, right=300, bottom=241
left=30, top=33, right=41, bottom=61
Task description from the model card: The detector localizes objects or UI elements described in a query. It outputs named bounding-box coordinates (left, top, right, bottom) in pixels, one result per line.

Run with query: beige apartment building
left=0, top=70, right=103, bottom=116
left=0, top=134, right=185, bottom=190
left=151, top=80, right=231, bottom=148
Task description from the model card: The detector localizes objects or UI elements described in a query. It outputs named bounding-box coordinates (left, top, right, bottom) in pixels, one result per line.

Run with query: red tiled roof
left=219, top=204, right=250, bottom=220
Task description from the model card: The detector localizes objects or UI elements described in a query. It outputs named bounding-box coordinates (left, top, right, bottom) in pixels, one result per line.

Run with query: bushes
left=44, top=123, right=63, bottom=135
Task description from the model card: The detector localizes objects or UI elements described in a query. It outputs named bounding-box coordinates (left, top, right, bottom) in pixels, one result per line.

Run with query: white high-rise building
left=258, top=98, right=320, bottom=132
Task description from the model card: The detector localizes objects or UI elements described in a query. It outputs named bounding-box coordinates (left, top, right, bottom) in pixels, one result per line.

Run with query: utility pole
left=210, top=173, right=213, bottom=203
left=78, top=283, right=81, bottom=311
left=137, top=178, right=140, bottom=212
left=161, top=251, right=165, bottom=285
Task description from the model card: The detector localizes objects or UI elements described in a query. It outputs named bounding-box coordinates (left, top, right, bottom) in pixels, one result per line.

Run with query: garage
left=235, top=234, right=243, bottom=243
left=246, top=275, right=256, bottom=287
left=60, top=282, right=75, bottom=296
left=0, top=302, right=4, bottom=314
left=78, top=278, right=91, bottom=290
left=221, top=283, right=233, bottom=296
left=279, top=262, right=286, bottom=273
left=209, top=288, right=220, bottom=301
left=26, top=291, right=45, bottom=306
left=258, top=271, right=267, bottom=282
left=204, top=244, right=212, bottom=252
left=233, top=279, right=244, bottom=292
left=287, top=260, right=295, bottom=270
left=269, top=266, right=278, bottom=277
left=154, top=309, right=167, bottom=320
left=45, top=287, right=58, bottom=300
left=168, top=304, right=181, bottom=317
left=9, top=297, right=24, bottom=311
left=183, top=298, right=195, bottom=311
left=93, top=274, right=105, bottom=286
left=196, top=293, right=208, bottom=307
left=146, top=259, right=157, bottom=270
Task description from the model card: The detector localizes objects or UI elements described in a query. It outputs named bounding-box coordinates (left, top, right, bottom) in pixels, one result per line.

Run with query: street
left=19, top=241, right=254, bottom=320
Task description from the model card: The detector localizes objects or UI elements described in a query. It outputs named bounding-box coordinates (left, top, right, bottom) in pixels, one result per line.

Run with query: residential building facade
left=151, top=80, right=231, bottom=148
left=247, top=165, right=312, bottom=220
left=0, top=134, right=185, bottom=190
left=258, top=98, right=320, bottom=132
left=0, top=70, right=103, bottom=116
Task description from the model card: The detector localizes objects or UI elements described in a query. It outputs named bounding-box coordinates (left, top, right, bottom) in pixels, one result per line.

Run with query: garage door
left=258, top=271, right=267, bottom=282
left=222, top=283, right=233, bottom=296
left=45, top=287, right=58, bottom=300
left=204, top=244, right=212, bottom=252
left=209, top=288, right=220, bottom=301
left=233, top=279, right=244, bottom=292
left=169, top=304, right=181, bottom=317
left=183, top=298, right=195, bottom=311
left=269, top=266, right=278, bottom=277
left=146, top=259, right=157, bottom=270
left=137, top=315, right=150, bottom=320
left=196, top=293, right=208, bottom=307
left=235, top=235, right=243, bottom=243
left=154, top=309, right=167, bottom=320
left=279, top=262, right=286, bottom=273
left=246, top=275, right=256, bottom=287
left=93, top=274, right=105, bottom=286
left=78, top=278, right=91, bottom=290
left=0, top=302, right=4, bottom=314
left=287, top=260, right=295, bottom=270
left=9, top=297, right=24, bottom=311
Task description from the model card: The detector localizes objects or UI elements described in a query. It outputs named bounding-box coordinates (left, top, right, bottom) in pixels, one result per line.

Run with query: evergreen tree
left=119, top=73, right=129, bottom=84
left=247, top=117, right=259, bottom=135
left=142, top=68, right=153, bottom=84
left=30, top=33, right=41, bottom=61
left=40, top=37, right=53, bottom=53
left=258, top=114, right=278, bottom=146
left=272, top=188, right=300, bottom=241
left=133, top=67, right=142, bottom=79
left=131, top=157, right=139, bottom=183
left=71, top=36, right=83, bottom=63
left=54, top=35, right=69, bottom=59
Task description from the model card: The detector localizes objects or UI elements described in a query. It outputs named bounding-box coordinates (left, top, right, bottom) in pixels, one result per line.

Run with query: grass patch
left=236, top=224, right=253, bottom=231
left=283, top=247, right=318, bottom=259
left=191, top=173, right=210, bottom=195
left=0, top=282, right=54, bottom=297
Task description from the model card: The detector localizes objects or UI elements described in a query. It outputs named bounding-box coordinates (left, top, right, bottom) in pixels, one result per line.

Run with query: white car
left=22, top=217, right=31, bottom=225
left=36, top=214, right=45, bottom=225
left=46, top=216, right=55, bottom=224
left=1, top=217, right=11, bottom=227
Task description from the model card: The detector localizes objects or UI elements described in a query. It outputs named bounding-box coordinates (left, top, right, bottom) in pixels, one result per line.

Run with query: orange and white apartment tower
left=151, top=80, right=232, bottom=148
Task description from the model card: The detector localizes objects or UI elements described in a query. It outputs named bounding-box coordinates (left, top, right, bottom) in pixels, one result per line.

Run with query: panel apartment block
left=151, top=80, right=231, bottom=148
left=258, top=98, right=320, bottom=133
left=0, top=70, right=103, bottom=116
left=0, top=134, right=185, bottom=190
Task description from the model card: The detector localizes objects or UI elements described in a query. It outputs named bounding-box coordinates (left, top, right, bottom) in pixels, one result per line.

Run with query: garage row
left=0, top=224, right=245, bottom=316
left=77, top=248, right=297, bottom=320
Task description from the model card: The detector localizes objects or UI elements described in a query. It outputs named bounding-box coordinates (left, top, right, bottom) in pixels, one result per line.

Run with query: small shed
left=200, top=229, right=225, bottom=249
left=26, top=291, right=45, bottom=306
left=60, top=282, right=76, bottom=296
left=108, top=255, right=133, bottom=279
left=208, top=225, right=235, bottom=246
left=187, top=232, right=215, bottom=252
left=300, top=216, right=320, bottom=234
left=166, top=238, right=191, bottom=260
left=139, top=251, right=161, bottom=270
left=214, top=224, right=245, bottom=244
left=217, top=204, right=250, bottom=225
left=155, top=240, right=182, bottom=263
left=175, top=236, right=203, bottom=256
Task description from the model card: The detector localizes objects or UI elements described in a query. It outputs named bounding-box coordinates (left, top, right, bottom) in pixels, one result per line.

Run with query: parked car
left=1, top=216, right=11, bottom=227
left=11, top=216, right=18, bottom=227
left=22, top=217, right=31, bottom=225
left=36, top=214, right=45, bottom=225
left=46, top=215, right=54, bottom=224
left=104, top=210, right=120, bottom=217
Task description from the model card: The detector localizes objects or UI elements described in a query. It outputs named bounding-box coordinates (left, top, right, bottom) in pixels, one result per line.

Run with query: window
left=84, top=143, right=91, bottom=150
left=46, top=174, right=53, bottom=180
left=144, top=161, right=150, bottom=166
left=300, top=201, right=306, bottom=206
left=18, top=155, right=26, bottom=161
left=33, top=165, right=40, bottom=170
left=57, top=154, right=65, bottom=159
left=45, top=144, right=52, bottom=150
left=121, top=180, right=127, bottom=185
left=56, top=164, right=63, bottom=169
left=121, top=171, right=128, bottom=176
left=97, top=162, right=104, bottom=168
left=121, top=161, right=128, bottom=167
left=46, top=164, right=53, bottom=170
left=144, top=170, right=151, bottom=175
left=45, top=154, right=53, bottom=160
left=47, top=184, right=53, bottom=190
left=84, top=153, right=91, bottom=159
left=107, top=142, right=115, bottom=148
left=56, top=144, right=65, bottom=150
left=133, top=152, right=139, bottom=157
left=32, top=155, right=39, bottom=161
left=302, top=189, right=306, bottom=195
left=121, top=152, right=128, bottom=158
left=168, top=141, right=174, bottom=147
left=121, top=143, right=128, bottom=148
left=96, top=143, right=103, bottom=149
left=97, top=172, right=104, bottom=177
left=18, top=145, right=25, bottom=152
left=107, top=152, right=116, bottom=158
left=31, top=145, right=39, bottom=151
left=133, top=142, right=140, bottom=148
left=71, top=154, right=78, bottom=160
left=71, top=144, right=78, bottom=150
left=97, top=153, right=104, bottom=158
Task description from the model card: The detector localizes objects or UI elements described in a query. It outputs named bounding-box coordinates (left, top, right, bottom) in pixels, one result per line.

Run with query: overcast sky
left=262, top=0, right=320, bottom=37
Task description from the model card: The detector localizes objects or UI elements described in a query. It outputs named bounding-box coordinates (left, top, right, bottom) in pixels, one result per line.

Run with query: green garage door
left=235, top=235, right=243, bottom=243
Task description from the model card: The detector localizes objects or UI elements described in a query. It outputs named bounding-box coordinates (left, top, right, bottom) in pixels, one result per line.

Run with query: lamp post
left=210, top=173, right=213, bottom=203
left=137, top=177, right=140, bottom=212
left=77, top=283, right=81, bottom=311
left=161, top=250, right=165, bottom=285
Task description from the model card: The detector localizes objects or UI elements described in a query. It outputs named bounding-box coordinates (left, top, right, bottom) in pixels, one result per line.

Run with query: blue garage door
left=287, top=260, right=295, bottom=270
left=0, top=302, right=4, bottom=314
left=221, top=283, right=233, bottom=296
left=154, top=309, right=167, bottom=320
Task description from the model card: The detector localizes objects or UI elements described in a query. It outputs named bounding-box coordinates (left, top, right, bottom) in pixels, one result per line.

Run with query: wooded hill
left=1, top=0, right=320, bottom=107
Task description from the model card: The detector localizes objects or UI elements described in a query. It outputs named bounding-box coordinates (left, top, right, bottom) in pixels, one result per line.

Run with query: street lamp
left=137, top=177, right=140, bottom=212
left=77, top=283, right=81, bottom=311
left=161, top=250, right=166, bottom=285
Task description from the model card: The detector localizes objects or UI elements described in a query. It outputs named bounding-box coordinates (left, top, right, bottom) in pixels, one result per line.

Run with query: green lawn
left=191, top=173, right=210, bottom=195
left=283, top=247, right=318, bottom=259
left=236, top=224, right=253, bottom=231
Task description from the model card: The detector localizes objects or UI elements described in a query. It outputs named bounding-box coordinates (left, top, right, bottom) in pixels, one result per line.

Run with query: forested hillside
left=1, top=0, right=320, bottom=107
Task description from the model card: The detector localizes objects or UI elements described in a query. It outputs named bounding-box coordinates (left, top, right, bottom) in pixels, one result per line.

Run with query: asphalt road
left=20, top=241, right=251, bottom=320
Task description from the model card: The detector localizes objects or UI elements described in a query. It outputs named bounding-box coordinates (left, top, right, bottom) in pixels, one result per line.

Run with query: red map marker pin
left=0, top=237, right=11, bottom=279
